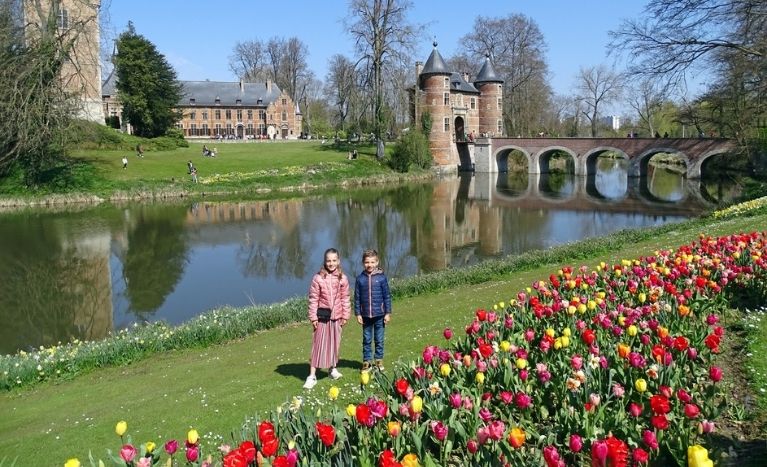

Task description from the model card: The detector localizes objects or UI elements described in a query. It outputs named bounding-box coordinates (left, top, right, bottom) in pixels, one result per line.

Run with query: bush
left=389, top=131, right=432, bottom=172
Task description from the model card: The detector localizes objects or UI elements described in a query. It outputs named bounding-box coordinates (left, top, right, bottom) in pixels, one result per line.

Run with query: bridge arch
left=534, top=146, right=578, bottom=175
left=494, top=145, right=532, bottom=173
left=688, top=149, right=737, bottom=179
left=630, top=147, right=689, bottom=178
left=582, top=147, right=629, bottom=177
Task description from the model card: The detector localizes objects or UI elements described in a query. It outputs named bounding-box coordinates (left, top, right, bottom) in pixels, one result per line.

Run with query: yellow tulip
left=387, top=420, right=402, bottom=437
left=635, top=378, right=648, bottom=393
left=115, top=421, right=127, bottom=437
left=638, top=292, right=646, bottom=303
left=346, top=404, right=356, bottom=417
left=553, top=338, right=563, bottom=350
left=475, top=372, right=485, bottom=384
left=615, top=269, right=622, bottom=277
left=545, top=328, right=555, bottom=338
left=64, top=459, right=81, bottom=467
left=499, top=340, right=511, bottom=352
left=562, top=327, right=571, bottom=337
left=411, top=395, right=423, bottom=413
left=328, top=385, right=340, bottom=400
left=515, top=358, right=528, bottom=370
left=145, top=441, right=156, bottom=453
left=499, top=301, right=506, bottom=308
left=561, top=335, right=570, bottom=347
left=577, top=303, right=587, bottom=314
left=567, top=305, right=576, bottom=315
left=688, top=445, right=713, bottom=467
left=288, top=439, right=296, bottom=450
left=587, top=300, right=596, bottom=310
left=360, top=369, right=370, bottom=385
left=628, top=325, right=638, bottom=336
left=187, top=429, right=199, bottom=445
left=618, top=316, right=626, bottom=326
left=440, top=363, right=451, bottom=377
left=402, top=453, right=421, bottom=467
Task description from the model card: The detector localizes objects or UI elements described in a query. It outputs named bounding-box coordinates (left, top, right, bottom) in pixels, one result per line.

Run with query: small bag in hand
left=316, top=307, right=332, bottom=323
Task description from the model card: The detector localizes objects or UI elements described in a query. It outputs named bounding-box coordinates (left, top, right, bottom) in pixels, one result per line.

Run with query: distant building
left=411, top=42, right=504, bottom=169
left=601, top=115, right=621, bottom=131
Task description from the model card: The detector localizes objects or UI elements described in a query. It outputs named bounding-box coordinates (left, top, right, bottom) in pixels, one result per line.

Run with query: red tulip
left=709, top=366, right=723, bottom=382
left=316, top=422, right=336, bottom=447
left=684, top=403, right=701, bottom=418
left=258, top=421, right=276, bottom=444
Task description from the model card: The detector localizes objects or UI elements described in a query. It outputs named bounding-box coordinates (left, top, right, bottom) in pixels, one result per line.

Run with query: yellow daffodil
left=64, top=459, right=81, bottom=467
left=328, top=385, right=340, bottom=400
left=115, top=421, right=127, bottom=437
left=440, top=363, right=451, bottom=377
left=187, top=429, right=199, bottom=445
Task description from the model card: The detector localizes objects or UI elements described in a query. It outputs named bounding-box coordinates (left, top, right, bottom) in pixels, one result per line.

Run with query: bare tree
left=609, top=0, right=765, bottom=88
left=324, top=54, right=357, bottom=132
left=460, top=14, right=551, bottom=136
left=228, top=39, right=269, bottom=82
left=346, top=0, right=418, bottom=159
left=628, top=78, right=665, bottom=136
left=576, top=65, right=623, bottom=137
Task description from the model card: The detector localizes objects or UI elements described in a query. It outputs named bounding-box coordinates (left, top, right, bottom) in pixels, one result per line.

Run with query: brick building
left=412, top=42, right=504, bottom=170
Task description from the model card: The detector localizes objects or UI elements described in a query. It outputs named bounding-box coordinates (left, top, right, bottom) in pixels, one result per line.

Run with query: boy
left=354, top=249, right=392, bottom=371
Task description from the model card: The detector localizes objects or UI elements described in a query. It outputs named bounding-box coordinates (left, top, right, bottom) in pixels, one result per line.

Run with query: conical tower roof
left=474, top=54, right=503, bottom=84
left=420, top=42, right=450, bottom=76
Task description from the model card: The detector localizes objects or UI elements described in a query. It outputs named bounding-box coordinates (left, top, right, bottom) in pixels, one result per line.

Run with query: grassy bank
left=0, top=141, right=422, bottom=205
left=1, top=210, right=766, bottom=465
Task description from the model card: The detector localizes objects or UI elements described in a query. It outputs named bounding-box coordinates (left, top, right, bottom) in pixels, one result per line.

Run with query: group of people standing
left=303, top=248, right=392, bottom=390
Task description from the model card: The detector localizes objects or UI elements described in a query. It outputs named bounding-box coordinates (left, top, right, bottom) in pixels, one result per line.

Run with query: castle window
left=444, top=118, right=449, bottom=132
left=247, top=110, right=253, bottom=120
left=215, top=97, right=221, bottom=105
left=444, top=77, right=449, bottom=88
left=443, top=93, right=449, bottom=105
left=281, top=111, right=287, bottom=121
left=470, top=97, right=476, bottom=110
left=202, top=123, right=209, bottom=136
left=282, top=98, right=287, bottom=105
left=57, top=9, right=69, bottom=29
left=215, top=109, right=221, bottom=120
left=237, top=109, right=243, bottom=120
left=236, top=99, right=242, bottom=105
left=225, top=109, right=232, bottom=120
left=497, top=119, right=503, bottom=134
left=497, top=98, right=502, bottom=110
left=189, top=111, right=196, bottom=120
left=202, top=111, right=208, bottom=120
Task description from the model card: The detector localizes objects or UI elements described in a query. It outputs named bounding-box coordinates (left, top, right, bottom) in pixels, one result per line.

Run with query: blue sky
left=103, top=0, right=649, bottom=96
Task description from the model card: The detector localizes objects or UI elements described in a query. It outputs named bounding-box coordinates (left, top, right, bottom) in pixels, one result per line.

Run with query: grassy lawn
left=1, top=213, right=766, bottom=465
left=1, top=141, right=404, bottom=200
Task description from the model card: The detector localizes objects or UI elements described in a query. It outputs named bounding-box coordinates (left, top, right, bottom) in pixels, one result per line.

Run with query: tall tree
left=459, top=14, right=551, bottom=137
left=114, top=22, right=182, bottom=138
left=576, top=65, right=623, bottom=137
left=627, top=78, right=665, bottom=136
left=0, top=0, right=93, bottom=183
left=228, top=39, right=268, bottom=82
left=346, top=0, right=417, bottom=159
left=324, top=54, right=358, bottom=132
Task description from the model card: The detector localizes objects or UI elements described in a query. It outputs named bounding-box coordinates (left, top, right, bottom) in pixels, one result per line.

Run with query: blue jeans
left=361, top=315, right=385, bottom=362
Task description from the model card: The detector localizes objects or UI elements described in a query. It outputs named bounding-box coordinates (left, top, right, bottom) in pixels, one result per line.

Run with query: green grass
left=1, top=213, right=766, bottom=466
left=0, top=141, right=406, bottom=200
left=744, top=307, right=767, bottom=410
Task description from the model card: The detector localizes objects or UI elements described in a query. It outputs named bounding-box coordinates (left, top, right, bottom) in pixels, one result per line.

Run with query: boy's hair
left=361, top=249, right=379, bottom=261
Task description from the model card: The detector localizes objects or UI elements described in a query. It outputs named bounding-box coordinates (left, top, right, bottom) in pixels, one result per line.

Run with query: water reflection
left=0, top=164, right=746, bottom=354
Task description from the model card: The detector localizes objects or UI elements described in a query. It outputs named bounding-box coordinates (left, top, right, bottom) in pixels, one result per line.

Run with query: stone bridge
left=471, top=137, right=738, bottom=178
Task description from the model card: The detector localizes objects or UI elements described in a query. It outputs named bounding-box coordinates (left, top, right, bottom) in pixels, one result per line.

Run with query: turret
left=418, top=42, right=453, bottom=165
left=474, top=54, right=504, bottom=137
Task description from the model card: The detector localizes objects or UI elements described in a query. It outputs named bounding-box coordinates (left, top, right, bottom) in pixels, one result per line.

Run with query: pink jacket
left=307, top=269, right=351, bottom=322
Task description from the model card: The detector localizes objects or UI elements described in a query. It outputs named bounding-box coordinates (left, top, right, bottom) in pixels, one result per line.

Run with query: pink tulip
left=449, top=392, right=462, bottom=409
left=569, top=434, right=583, bottom=453
left=164, top=439, right=178, bottom=455
left=706, top=314, right=719, bottom=325
left=628, top=402, right=642, bottom=417
left=684, top=403, right=700, bottom=418
left=286, top=449, right=299, bottom=467
left=479, top=407, right=493, bottom=422
left=570, top=354, right=583, bottom=370
left=119, top=444, right=137, bottom=463
left=186, top=444, right=199, bottom=462
left=504, top=316, right=514, bottom=329
left=677, top=388, right=691, bottom=403
left=687, top=347, right=698, bottom=360
left=487, top=420, right=506, bottom=441
left=612, top=383, right=625, bottom=398
left=642, top=430, right=658, bottom=450
left=467, top=439, right=479, bottom=454
left=430, top=420, right=448, bottom=441
left=700, top=420, right=716, bottom=433
left=709, top=365, right=723, bottom=382
left=591, top=439, right=608, bottom=465
left=543, top=445, right=562, bottom=467
left=514, top=392, right=532, bottom=410
left=499, top=391, right=513, bottom=404
left=519, top=369, right=529, bottom=381
left=443, top=328, right=453, bottom=340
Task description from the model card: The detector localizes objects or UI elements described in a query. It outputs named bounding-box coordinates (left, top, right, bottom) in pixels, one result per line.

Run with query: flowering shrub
left=76, top=232, right=767, bottom=466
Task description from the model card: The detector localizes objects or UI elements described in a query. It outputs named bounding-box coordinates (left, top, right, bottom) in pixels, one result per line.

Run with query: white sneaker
left=330, top=368, right=343, bottom=380
left=302, top=375, right=317, bottom=389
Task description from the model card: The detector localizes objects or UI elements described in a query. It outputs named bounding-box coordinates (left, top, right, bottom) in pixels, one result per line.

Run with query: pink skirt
left=310, top=319, right=343, bottom=369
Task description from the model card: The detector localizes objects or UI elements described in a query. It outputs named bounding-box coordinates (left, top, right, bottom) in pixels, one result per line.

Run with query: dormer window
left=257, top=98, right=263, bottom=105
left=215, top=97, right=221, bottom=105
left=189, top=98, right=196, bottom=105
left=236, top=99, right=242, bottom=105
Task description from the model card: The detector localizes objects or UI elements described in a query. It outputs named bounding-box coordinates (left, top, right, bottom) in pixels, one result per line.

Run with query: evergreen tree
left=114, top=22, right=182, bottom=138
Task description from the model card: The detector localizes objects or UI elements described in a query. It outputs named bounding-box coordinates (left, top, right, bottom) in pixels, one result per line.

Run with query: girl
left=303, top=248, right=351, bottom=389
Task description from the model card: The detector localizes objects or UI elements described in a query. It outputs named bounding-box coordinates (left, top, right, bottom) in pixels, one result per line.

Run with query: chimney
left=239, top=80, right=244, bottom=93
left=266, top=79, right=272, bottom=94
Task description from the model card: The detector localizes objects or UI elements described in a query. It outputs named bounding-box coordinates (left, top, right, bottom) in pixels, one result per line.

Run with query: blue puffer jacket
left=354, top=268, right=392, bottom=318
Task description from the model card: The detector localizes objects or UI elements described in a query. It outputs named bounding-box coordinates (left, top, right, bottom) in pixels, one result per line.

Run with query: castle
left=413, top=43, right=504, bottom=170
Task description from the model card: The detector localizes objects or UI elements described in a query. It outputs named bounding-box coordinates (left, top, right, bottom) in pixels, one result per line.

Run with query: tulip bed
left=81, top=231, right=767, bottom=467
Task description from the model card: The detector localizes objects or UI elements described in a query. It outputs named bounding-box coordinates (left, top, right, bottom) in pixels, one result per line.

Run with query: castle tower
left=23, top=0, right=104, bottom=123
left=418, top=42, right=453, bottom=166
left=474, top=55, right=504, bottom=137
